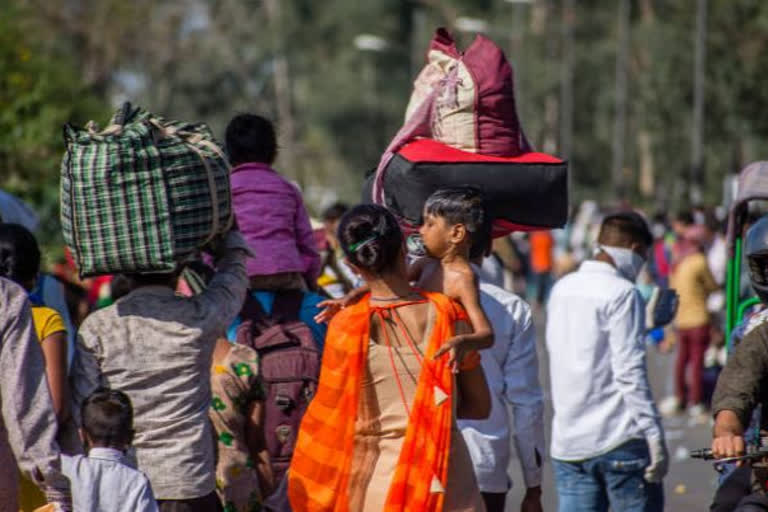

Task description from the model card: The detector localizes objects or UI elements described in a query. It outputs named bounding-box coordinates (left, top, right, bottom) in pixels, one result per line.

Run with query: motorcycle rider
left=711, top=215, right=768, bottom=510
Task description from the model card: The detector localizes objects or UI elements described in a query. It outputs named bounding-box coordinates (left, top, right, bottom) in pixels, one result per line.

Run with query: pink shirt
left=230, top=163, right=321, bottom=281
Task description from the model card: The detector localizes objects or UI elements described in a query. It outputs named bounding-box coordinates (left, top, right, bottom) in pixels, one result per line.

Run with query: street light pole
left=354, top=34, right=389, bottom=160
left=503, top=0, right=532, bottom=121
left=264, top=0, right=298, bottom=184
left=560, top=0, right=574, bottom=159
left=611, top=0, right=630, bottom=200
left=691, top=0, right=707, bottom=204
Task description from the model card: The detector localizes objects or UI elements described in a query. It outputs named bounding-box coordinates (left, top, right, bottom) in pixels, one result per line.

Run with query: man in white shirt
left=460, top=254, right=546, bottom=512
left=546, top=211, right=668, bottom=512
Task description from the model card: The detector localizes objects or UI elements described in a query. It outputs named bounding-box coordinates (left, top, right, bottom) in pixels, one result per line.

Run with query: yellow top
left=669, top=252, right=719, bottom=329
left=31, top=306, right=66, bottom=342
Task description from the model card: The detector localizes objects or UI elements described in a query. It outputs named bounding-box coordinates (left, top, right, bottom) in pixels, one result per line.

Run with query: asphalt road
left=503, top=314, right=716, bottom=511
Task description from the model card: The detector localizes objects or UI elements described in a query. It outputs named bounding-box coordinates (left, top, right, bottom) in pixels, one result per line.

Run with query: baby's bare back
left=416, top=258, right=475, bottom=301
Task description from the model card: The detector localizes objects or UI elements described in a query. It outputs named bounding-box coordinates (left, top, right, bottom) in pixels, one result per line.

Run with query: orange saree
left=288, top=292, right=467, bottom=512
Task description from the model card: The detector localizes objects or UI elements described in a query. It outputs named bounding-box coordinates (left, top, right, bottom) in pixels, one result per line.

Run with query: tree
left=0, top=0, right=109, bottom=251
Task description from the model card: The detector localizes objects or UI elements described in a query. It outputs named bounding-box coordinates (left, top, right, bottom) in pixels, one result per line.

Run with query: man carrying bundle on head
left=69, top=227, right=250, bottom=511
left=63, top=104, right=254, bottom=511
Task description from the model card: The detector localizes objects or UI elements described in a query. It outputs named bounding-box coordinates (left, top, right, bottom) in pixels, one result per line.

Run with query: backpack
left=235, top=290, right=321, bottom=484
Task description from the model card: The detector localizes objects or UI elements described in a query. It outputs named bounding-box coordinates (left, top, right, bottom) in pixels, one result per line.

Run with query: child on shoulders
left=225, top=114, right=321, bottom=291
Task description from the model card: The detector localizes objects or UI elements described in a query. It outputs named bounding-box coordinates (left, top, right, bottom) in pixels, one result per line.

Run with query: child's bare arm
left=434, top=272, right=494, bottom=371
left=314, top=284, right=370, bottom=323
left=453, top=320, right=491, bottom=419
left=454, top=272, right=494, bottom=350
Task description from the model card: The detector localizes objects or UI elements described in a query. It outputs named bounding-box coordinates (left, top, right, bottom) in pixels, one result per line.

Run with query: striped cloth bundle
left=61, top=104, right=232, bottom=277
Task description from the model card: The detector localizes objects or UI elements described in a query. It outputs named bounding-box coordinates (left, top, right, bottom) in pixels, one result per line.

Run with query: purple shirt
left=230, top=163, right=321, bottom=281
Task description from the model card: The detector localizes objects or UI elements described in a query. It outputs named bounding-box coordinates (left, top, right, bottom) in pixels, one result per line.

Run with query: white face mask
left=597, top=245, right=646, bottom=282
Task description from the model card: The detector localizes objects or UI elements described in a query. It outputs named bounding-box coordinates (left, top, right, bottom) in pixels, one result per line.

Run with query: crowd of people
left=1, top=110, right=767, bottom=512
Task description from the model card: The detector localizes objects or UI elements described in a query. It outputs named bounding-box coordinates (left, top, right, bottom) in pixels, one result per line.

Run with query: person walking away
left=668, top=225, right=719, bottom=419
left=0, top=224, right=79, bottom=511
left=317, top=202, right=357, bottom=298
left=648, top=213, right=673, bottom=288
left=0, top=224, right=70, bottom=424
left=546, top=211, right=667, bottom=512
left=528, top=231, right=553, bottom=308
left=289, top=204, right=490, bottom=511
left=209, top=338, right=273, bottom=511
left=0, top=277, right=70, bottom=511
left=70, top=229, right=250, bottom=511
left=704, top=213, right=728, bottom=315
left=671, top=210, right=694, bottom=240
left=0, top=225, right=71, bottom=425
left=62, top=388, right=157, bottom=511
left=225, top=113, right=321, bottom=292
left=488, top=236, right=526, bottom=292
left=460, top=241, right=546, bottom=512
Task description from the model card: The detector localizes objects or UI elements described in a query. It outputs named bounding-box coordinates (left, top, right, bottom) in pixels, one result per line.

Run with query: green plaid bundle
left=61, top=105, right=232, bottom=277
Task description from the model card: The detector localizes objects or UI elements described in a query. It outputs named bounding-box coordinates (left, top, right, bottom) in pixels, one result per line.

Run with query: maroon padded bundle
left=370, top=29, right=569, bottom=235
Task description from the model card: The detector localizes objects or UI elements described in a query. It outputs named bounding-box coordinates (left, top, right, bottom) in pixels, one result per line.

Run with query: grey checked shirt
left=70, top=233, right=250, bottom=499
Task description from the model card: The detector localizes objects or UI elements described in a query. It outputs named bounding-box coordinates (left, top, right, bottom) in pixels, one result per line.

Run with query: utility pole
left=264, top=0, right=299, bottom=185
left=559, top=0, right=574, bottom=159
left=410, top=4, right=427, bottom=80
left=611, top=0, right=630, bottom=200
left=691, top=0, right=707, bottom=204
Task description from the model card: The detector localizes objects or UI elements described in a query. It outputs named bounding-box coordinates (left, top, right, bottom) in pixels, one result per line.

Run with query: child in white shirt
left=62, top=388, right=157, bottom=512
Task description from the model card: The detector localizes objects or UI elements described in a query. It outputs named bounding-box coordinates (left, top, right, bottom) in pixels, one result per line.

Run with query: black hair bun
left=338, top=205, right=403, bottom=276
left=356, top=237, right=383, bottom=270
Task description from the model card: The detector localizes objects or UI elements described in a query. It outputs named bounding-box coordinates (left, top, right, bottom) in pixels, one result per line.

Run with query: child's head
left=225, top=113, right=278, bottom=166
left=338, top=204, right=405, bottom=278
left=420, top=187, right=492, bottom=261
left=0, top=223, right=41, bottom=290
left=322, top=202, right=349, bottom=249
left=81, top=388, right=135, bottom=451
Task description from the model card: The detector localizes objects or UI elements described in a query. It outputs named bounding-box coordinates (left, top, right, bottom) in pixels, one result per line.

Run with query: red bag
left=405, top=27, right=528, bottom=156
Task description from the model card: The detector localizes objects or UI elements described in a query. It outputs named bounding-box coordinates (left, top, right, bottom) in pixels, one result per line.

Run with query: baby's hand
left=433, top=335, right=479, bottom=374
left=314, top=298, right=346, bottom=324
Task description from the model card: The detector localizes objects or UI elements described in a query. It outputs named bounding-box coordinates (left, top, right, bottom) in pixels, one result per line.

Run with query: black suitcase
left=363, top=138, right=569, bottom=231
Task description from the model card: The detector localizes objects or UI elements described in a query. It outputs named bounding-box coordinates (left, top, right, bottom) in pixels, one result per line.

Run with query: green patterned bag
left=61, top=103, right=232, bottom=277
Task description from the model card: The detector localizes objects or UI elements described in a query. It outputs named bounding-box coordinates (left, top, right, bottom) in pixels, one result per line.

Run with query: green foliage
left=7, top=0, right=768, bottom=247
left=0, top=1, right=109, bottom=253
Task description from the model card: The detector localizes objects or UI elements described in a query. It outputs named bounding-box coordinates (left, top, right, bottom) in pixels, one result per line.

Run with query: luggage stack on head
left=60, top=102, right=232, bottom=277
left=364, top=28, right=569, bottom=236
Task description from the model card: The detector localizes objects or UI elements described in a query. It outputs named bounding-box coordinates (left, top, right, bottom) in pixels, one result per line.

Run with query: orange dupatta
left=288, top=292, right=466, bottom=512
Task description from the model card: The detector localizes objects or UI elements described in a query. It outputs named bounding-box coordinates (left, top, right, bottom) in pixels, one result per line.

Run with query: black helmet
left=745, top=216, right=768, bottom=303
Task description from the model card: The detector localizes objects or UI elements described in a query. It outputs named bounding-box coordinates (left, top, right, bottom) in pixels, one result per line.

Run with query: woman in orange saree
left=289, top=204, right=490, bottom=512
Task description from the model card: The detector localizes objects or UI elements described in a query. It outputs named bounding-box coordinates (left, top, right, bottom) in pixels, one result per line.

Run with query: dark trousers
left=676, top=324, right=710, bottom=406
left=158, top=491, right=223, bottom=512
left=711, top=465, right=768, bottom=512
left=482, top=492, right=506, bottom=512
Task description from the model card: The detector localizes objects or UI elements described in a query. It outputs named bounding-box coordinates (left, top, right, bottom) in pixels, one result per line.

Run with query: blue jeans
left=553, top=439, right=664, bottom=512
